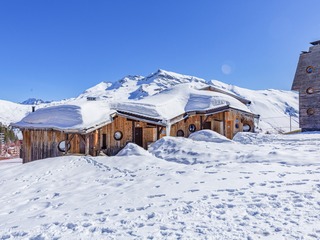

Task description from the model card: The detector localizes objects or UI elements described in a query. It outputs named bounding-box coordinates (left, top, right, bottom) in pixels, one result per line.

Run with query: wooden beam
left=66, top=134, right=75, bottom=145
left=85, top=134, right=90, bottom=155
left=78, top=134, right=86, bottom=144
left=223, top=112, right=226, bottom=136
left=64, top=133, right=69, bottom=155
left=132, top=120, right=135, bottom=143
left=200, top=115, right=209, bottom=129
left=157, top=126, right=163, bottom=140
left=97, top=129, right=101, bottom=155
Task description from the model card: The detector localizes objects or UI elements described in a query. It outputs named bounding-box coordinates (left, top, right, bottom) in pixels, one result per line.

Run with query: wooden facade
left=19, top=107, right=256, bottom=163
left=21, top=129, right=101, bottom=163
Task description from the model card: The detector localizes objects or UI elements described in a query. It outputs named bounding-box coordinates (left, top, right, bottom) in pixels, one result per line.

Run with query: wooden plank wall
left=21, top=111, right=256, bottom=162
left=21, top=129, right=101, bottom=163
left=101, top=116, right=133, bottom=155
left=101, top=116, right=158, bottom=155
left=22, top=130, right=65, bottom=163
left=170, top=113, right=225, bottom=138
left=170, top=111, right=254, bottom=139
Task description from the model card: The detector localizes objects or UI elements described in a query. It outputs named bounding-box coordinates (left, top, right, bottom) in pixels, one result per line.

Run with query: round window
left=114, top=131, right=123, bottom=141
left=58, top=141, right=71, bottom=152
left=188, top=124, right=196, bottom=133
left=307, top=108, right=315, bottom=116
left=306, top=66, right=314, bottom=74
left=243, top=124, right=251, bottom=132
left=177, top=129, right=185, bottom=137
left=306, top=87, right=314, bottom=94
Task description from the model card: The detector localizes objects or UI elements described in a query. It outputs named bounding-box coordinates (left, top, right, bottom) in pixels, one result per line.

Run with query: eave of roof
left=200, top=86, right=251, bottom=105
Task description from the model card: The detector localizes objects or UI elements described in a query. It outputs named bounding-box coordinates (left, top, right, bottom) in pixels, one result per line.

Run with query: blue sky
left=1, top=0, right=320, bottom=102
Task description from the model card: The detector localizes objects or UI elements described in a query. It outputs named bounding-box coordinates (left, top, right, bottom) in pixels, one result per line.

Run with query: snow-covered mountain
left=0, top=100, right=33, bottom=126
left=0, top=69, right=298, bottom=133
left=21, top=98, right=51, bottom=105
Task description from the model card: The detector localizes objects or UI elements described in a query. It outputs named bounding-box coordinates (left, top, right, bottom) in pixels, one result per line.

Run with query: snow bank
left=189, top=129, right=232, bottom=143
left=149, top=136, right=222, bottom=165
left=1, top=133, right=320, bottom=239
left=117, top=143, right=152, bottom=157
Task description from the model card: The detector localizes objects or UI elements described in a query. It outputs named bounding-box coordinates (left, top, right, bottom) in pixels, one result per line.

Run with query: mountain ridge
left=0, top=69, right=299, bottom=133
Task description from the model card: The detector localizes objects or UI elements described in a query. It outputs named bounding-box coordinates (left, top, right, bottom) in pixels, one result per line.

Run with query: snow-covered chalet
left=13, top=81, right=259, bottom=163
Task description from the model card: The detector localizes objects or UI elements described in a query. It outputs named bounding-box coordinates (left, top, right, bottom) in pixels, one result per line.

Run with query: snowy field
left=0, top=131, right=319, bottom=239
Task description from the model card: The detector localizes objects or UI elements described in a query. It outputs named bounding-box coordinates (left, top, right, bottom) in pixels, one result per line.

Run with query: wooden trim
left=223, top=112, right=226, bottom=136
left=157, top=126, right=164, bottom=140
left=85, top=135, right=90, bottom=155
left=201, top=116, right=209, bottom=127
left=132, top=120, right=135, bottom=143
left=65, top=133, right=69, bottom=155
left=79, top=134, right=86, bottom=144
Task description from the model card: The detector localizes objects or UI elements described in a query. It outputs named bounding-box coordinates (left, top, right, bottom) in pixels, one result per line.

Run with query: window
left=306, top=66, right=314, bottom=74
left=188, top=124, right=196, bottom=133
left=114, top=131, right=123, bottom=141
left=306, top=87, right=314, bottom=94
left=307, top=108, right=315, bottom=116
left=243, top=124, right=251, bottom=132
left=176, top=130, right=185, bottom=137
left=235, top=123, right=239, bottom=129
left=58, top=141, right=71, bottom=152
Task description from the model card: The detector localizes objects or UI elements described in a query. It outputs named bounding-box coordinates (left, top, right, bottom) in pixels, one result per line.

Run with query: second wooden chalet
left=12, top=83, right=259, bottom=163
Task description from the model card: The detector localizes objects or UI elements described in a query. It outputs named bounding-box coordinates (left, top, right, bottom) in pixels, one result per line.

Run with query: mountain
left=0, top=100, right=33, bottom=126
left=0, top=69, right=299, bottom=133
left=21, top=98, right=51, bottom=105
left=76, top=70, right=207, bottom=101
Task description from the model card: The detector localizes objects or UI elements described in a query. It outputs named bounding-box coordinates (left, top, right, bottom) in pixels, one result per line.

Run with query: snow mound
left=149, top=136, right=210, bottom=165
left=189, top=130, right=232, bottom=143
left=117, top=143, right=152, bottom=157
left=1, top=133, right=320, bottom=239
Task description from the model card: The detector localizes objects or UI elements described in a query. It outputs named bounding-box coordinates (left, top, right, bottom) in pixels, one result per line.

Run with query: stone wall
left=292, top=43, right=320, bottom=131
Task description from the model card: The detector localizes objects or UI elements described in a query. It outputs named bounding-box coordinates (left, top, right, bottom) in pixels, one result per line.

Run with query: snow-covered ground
left=1, top=131, right=319, bottom=239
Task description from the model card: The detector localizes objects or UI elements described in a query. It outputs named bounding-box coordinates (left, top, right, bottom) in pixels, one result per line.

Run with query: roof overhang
left=10, top=119, right=112, bottom=135
left=200, top=86, right=251, bottom=105
left=116, top=110, right=167, bottom=126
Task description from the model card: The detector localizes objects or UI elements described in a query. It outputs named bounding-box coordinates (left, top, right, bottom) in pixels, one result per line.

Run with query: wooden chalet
left=12, top=84, right=259, bottom=163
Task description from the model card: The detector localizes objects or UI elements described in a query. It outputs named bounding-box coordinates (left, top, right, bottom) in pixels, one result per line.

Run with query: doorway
left=203, top=121, right=212, bottom=130
left=134, top=127, right=143, bottom=147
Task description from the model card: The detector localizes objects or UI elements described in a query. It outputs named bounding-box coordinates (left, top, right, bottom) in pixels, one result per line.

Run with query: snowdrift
left=1, top=133, right=320, bottom=239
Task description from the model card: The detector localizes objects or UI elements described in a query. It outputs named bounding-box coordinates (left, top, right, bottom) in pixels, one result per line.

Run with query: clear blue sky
left=1, top=0, right=320, bottom=102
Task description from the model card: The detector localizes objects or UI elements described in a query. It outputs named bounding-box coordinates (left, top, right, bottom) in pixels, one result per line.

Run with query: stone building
left=292, top=40, right=320, bottom=131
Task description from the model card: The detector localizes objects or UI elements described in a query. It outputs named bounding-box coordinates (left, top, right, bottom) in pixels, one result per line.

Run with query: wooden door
left=226, top=120, right=232, bottom=139
left=203, top=121, right=212, bottom=130
left=102, top=134, right=107, bottom=149
left=134, top=127, right=143, bottom=147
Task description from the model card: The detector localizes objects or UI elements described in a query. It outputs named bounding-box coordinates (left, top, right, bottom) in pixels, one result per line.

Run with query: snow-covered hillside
left=0, top=131, right=319, bottom=239
left=209, top=80, right=299, bottom=133
left=0, top=100, right=32, bottom=126
left=1, top=69, right=298, bottom=133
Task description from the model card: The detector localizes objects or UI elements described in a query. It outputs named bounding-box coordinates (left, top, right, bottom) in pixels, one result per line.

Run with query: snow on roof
left=12, top=100, right=115, bottom=133
left=12, top=83, right=256, bottom=132
left=115, top=83, right=254, bottom=122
